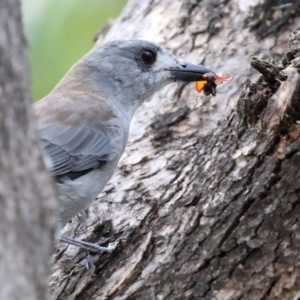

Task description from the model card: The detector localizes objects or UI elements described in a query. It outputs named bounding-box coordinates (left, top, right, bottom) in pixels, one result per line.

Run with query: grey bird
left=34, top=39, right=217, bottom=252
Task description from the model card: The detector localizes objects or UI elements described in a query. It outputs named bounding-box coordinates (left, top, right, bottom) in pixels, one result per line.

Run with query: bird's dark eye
left=141, top=50, right=156, bottom=65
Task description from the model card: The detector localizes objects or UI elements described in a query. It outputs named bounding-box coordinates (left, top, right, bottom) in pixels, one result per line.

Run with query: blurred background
left=21, top=0, right=127, bottom=101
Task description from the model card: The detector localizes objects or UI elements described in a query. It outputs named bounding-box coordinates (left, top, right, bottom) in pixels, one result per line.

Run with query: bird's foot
left=60, top=235, right=118, bottom=253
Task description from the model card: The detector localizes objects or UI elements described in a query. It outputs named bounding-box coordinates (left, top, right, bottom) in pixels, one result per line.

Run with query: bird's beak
left=168, top=63, right=215, bottom=82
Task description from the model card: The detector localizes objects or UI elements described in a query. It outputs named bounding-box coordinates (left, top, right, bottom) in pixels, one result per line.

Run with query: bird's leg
left=60, top=235, right=117, bottom=253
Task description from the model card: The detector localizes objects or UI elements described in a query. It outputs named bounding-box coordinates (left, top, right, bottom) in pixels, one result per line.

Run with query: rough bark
left=51, top=0, right=300, bottom=299
left=0, top=1, right=58, bottom=299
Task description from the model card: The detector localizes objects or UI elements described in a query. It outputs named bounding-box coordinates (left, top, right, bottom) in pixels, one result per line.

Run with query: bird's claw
left=60, top=235, right=118, bottom=254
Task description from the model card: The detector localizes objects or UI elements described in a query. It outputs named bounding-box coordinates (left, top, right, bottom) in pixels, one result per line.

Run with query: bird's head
left=57, top=40, right=215, bottom=118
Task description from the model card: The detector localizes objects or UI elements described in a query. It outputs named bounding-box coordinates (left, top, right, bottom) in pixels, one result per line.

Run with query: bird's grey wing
left=38, top=121, right=112, bottom=181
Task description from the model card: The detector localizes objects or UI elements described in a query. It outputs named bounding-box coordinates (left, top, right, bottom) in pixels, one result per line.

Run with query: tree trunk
left=51, top=1, right=300, bottom=299
left=0, top=1, right=58, bottom=299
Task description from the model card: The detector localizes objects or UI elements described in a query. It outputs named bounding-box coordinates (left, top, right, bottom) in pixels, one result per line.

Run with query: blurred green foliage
left=21, top=0, right=127, bottom=101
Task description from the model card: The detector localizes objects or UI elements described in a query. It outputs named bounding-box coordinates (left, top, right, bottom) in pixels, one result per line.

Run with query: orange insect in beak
left=195, top=75, right=232, bottom=93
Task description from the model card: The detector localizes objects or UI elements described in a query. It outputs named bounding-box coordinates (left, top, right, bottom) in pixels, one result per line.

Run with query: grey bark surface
left=0, top=0, right=58, bottom=299
left=51, top=0, right=300, bottom=299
